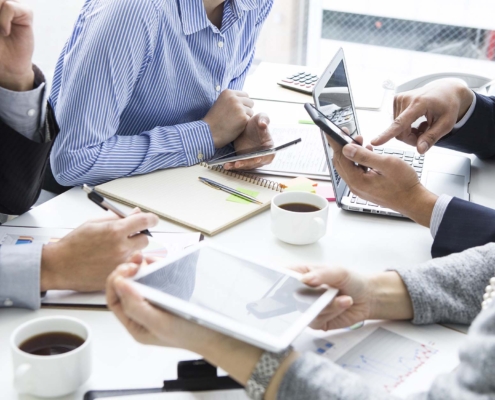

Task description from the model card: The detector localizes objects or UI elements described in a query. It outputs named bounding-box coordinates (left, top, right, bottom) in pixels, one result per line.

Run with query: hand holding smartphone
left=304, top=103, right=361, bottom=147
left=305, top=103, right=369, bottom=171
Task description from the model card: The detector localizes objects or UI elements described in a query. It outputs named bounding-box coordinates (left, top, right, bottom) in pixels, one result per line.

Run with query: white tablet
left=130, top=242, right=337, bottom=352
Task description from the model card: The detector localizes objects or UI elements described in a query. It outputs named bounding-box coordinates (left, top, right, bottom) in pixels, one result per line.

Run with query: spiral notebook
left=95, top=163, right=283, bottom=236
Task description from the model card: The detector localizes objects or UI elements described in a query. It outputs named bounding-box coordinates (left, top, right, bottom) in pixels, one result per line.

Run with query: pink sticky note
left=316, top=185, right=336, bottom=202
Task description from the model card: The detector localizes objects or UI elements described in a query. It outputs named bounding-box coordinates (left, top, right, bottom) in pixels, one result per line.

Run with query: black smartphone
left=206, top=138, right=302, bottom=166
left=304, top=103, right=361, bottom=147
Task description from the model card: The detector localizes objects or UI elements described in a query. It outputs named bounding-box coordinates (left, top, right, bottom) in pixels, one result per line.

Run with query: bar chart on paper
left=334, top=328, right=438, bottom=393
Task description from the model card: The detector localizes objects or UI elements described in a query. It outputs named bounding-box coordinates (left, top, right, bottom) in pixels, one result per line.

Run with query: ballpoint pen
left=198, top=177, right=263, bottom=205
left=82, top=184, right=153, bottom=237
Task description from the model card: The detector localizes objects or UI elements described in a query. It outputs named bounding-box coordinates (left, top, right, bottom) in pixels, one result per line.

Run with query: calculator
left=277, top=72, right=319, bottom=95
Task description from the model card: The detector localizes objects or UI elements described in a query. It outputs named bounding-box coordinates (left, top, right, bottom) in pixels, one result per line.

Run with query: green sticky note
left=284, top=183, right=316, bottom=193
left=227, top=187, right=260, bottom=204
left=298, top=119, right=315, bottom=125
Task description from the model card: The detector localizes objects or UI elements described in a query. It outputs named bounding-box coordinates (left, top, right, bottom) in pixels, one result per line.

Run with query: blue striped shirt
left=49, top=0, right=273, bottom=186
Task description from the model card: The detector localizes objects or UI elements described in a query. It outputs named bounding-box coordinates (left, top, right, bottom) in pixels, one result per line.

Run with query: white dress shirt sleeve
left=0, top=79, right=45, bottom=142
left=452, top=90, right=476, bottom=131
left=0, top=244, right=42, bottom=310
left=430, top=194, right=454, bottom=238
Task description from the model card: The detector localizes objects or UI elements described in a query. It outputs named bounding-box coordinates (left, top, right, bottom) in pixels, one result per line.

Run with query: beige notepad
left=95, top=163, right=283, bottom=236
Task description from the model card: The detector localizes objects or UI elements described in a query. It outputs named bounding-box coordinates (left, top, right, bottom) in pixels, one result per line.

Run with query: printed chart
left=335, top=328, right=438, bottom=393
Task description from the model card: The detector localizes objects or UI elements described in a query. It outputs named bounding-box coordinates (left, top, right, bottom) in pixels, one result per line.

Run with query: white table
left=0, top=308, right=198, bottom=400
left=2, top=95, right=495, bottom=399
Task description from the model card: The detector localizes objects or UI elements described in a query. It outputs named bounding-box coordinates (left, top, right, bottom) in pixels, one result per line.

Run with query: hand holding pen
left=83, top=185, right=154, bottom=237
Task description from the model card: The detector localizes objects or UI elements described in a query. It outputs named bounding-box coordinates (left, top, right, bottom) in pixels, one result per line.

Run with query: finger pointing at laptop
left=371, top=79, right=475, bottom=154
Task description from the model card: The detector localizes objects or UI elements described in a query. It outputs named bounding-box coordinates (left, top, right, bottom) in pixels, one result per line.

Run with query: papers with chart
left=294, top=320, right=465, bottom=397
left=0, top=226, right=202, bottom=307
left=256, top=125, right=330, bottom=180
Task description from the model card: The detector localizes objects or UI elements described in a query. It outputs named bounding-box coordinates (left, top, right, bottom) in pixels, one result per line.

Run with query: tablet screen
left=135, top=247, right=327, bottom=336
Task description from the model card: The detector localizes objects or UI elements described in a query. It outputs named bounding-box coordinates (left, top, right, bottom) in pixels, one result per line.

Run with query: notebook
left=95, top=163, right=283, bottom=236
left=255, top=125, right=330, bottom=180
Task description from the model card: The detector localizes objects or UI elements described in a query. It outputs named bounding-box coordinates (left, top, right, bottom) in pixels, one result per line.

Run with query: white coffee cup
left=271, top=192, right=329, bottom=245
left=10, top=316, right=92, bottom=398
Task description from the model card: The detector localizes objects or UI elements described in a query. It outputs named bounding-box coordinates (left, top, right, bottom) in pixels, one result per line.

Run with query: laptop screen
left=315, top=57, right=360, bottom=206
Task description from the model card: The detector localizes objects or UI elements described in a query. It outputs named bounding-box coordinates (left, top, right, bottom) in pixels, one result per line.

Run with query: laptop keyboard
left=349, top=147, right=425, bottom=207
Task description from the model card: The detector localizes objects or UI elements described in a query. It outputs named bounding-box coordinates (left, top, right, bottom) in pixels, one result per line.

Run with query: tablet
left=205, top=138, right=301, bottom=167
left=130, top=242, right=337, bottom=352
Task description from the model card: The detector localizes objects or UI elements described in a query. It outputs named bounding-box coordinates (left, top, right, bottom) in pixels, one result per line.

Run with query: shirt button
left=218, top=41, right=224, bottom=48
left=27, top=109, right=36, bottom=117
left=215, top=85, right=221, bottom=92
left=4, top=298, right=13, bottom=307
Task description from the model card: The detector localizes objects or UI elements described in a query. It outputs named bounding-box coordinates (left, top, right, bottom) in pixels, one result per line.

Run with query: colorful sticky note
left=227, top=187, right=260, bottom=204
left=284, top=183, right=317, bottom=193
left=316, top=185, right=336, bottom=201
left=280, top=177, right=318, bottom=189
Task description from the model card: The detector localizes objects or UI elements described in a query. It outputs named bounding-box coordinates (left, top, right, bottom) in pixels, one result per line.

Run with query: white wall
left=24, top=0, right=85, bottom=80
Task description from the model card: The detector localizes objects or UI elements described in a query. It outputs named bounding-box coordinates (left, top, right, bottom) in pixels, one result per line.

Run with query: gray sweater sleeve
left=393, top=242, right=495, bottom=325
left=277, top=243, right=495, bottom=400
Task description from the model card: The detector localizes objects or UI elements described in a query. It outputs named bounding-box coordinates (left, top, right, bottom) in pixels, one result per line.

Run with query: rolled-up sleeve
left=0, top=244, right=42, bottom=310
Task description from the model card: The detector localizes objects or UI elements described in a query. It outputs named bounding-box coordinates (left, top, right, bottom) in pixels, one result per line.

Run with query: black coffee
left=279, top=203, right=321, bottom=213
left=19, top=332, right=85, bottom=356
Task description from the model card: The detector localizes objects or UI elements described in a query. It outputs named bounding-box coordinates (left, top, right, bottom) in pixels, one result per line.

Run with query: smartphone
left=205, top=138, right=302, bottom=167
left=304, top=103, right=361, bottom=147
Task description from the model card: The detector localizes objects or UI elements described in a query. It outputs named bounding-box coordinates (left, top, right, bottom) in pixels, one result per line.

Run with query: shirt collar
left=179, top=0, right=258, bottom=35
left=232, top=0, right=258, bottom=16
left=179, top=0, right=211, bottom=35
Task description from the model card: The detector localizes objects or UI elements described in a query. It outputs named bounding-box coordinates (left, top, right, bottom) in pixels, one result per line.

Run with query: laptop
left=314, top=48, right=471, bottom=217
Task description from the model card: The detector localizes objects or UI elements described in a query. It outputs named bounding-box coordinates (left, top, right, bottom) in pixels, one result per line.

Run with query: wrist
left=396, top=185, right=438, bottom=227
left=40, top=243, right=64, bottom=291
left=198, top=331, right=263, bottom=386
left=369, top=272, right=414, bottom=320
left=202, top=117, right=220, bottom=148
left=0, top=68, right=35, bottom=92
left=456, top=85, right=475, bottom=123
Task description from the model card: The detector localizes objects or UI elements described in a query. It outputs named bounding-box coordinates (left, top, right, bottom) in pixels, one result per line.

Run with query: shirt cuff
left=0, top=67, right=46, bottom=142
left=0, top=244, right=42, bottom=310
left=175, top=120, right=216, bottom=166
left=452, top=90, right=476, bottom=131
left=430, top=194, right=454, bottom=238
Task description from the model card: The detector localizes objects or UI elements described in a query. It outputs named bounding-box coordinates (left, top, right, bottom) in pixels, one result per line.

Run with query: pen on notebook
left=82, top=184, right=153, bottom=237
left=198, top=177, right=263, bottom=205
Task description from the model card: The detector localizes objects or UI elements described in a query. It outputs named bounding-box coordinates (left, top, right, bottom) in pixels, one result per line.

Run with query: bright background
left=26, top=0, right=495, bottom=86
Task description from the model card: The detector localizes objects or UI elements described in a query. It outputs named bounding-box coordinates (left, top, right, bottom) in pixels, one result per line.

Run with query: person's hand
left=40, top=210, right=159, bottom=292
left=203, top=90, right=254, bottom=148
left=294, top=266, right=414, bottom=330
left=294, top=266, right=373, bottom=330
left=326, top=134, right=438, bottom=227
left=106, top=261, right=220, bottom=349
left=0, top=0, right=34, bottom=91
left=372, top=79, right=475, bottom=154
left=224, top=113, right=275, bottom=170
